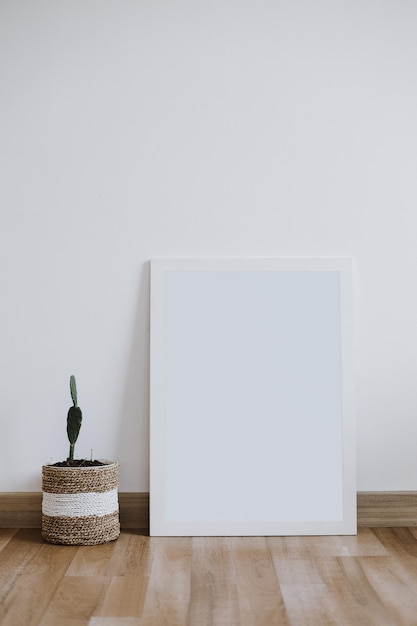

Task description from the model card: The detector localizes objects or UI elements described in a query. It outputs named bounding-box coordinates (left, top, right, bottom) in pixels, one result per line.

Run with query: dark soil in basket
left=51, top=459, right=107, bottom=467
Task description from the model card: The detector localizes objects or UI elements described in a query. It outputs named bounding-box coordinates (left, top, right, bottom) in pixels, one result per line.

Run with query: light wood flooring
left=2, top=527, right=417, bottom=625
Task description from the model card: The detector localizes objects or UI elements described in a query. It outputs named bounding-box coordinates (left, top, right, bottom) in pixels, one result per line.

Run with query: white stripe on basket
left=42, top=489, right=119, bottom=518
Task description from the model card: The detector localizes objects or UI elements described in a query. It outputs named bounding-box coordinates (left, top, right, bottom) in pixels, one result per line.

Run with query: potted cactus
left=41, top=376, right=120, bottom=545
left=67, top=374, right=82, bottom=463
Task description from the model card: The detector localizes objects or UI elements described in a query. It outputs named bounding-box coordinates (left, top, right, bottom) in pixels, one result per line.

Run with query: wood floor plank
left=89, top=618, right=142, bottom=626
left=0, top=539, right=77, bottom=626
left=231, top=536, right=289, bottom=626
left=268, top=534, right=343, bottom=559
left=0, top=529, right=44, bottom=606
left=4, top=528, right=417, bottom=625
left=317, top=556, right=394, bottom=625
left=106, top=530, right=150, bottom=577
left=279, top=582, right=338, bottom=625
left=38, top=575, right=109, bottom=626
left=0, top=529, right=18, bottom=552
left=187, top=537, right=240, bottom=626
left=373, top=527, right=417, bottom=558
left=66, top=541, right=117, bottom=577
left=272, top=553, right=347, bottom=624
left=328, top=528, right=390, bottom=557
left=139, top=537, right=192, bottom=626
left=90, top=533, right=154, bottom=621
left=272, top=555, right=327, bottom=586
left=359, top=555, right=417, bottom=626
left=93, top=575, right=149, bottom=620
left=268, top=528, right=388, bottom=559
left=273, top=552, right=395, bottom=624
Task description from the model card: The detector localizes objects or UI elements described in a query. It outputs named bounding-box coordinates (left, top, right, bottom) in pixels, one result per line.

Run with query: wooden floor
left=1, top=528, right=417, bottom=625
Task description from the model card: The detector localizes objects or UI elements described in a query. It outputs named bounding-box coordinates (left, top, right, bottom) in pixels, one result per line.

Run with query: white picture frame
left=150, top=258, right=356, bottom=536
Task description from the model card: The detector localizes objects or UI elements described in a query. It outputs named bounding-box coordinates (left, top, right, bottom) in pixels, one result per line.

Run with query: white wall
left=1, top=0, right=417, bottom=492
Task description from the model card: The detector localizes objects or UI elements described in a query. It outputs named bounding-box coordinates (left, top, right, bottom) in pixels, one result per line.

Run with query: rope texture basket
left=42, top=462, right=120, bottom=545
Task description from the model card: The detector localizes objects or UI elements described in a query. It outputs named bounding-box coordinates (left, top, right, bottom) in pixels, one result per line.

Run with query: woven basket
left=42, top=461, right=120, bottom=545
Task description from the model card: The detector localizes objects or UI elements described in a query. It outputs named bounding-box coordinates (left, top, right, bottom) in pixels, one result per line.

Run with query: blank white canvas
left=150, top=258, right=356, bottom=536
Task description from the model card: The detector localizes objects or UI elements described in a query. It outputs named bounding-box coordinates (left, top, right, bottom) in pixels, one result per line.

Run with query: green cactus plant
left=67, top=375, right=82, bottom=462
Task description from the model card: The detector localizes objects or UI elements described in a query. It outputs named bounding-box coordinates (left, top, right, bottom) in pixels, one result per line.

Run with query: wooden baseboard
left=0, top=492, right=149, bottom=530
left=1, top=492, right=416, bottom=530
left=356, top=492, right=417, bottom=527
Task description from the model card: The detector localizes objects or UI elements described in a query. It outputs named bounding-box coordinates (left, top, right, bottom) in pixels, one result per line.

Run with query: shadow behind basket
left=42, top=462, right=120, bottom=545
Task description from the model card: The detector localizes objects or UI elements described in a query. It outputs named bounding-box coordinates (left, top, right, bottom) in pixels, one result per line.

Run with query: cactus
left=67, top=375, right=82, bottom=462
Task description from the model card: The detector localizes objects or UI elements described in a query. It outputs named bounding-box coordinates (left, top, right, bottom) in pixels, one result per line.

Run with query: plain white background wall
left=1, top=0, right=417, bottom=492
